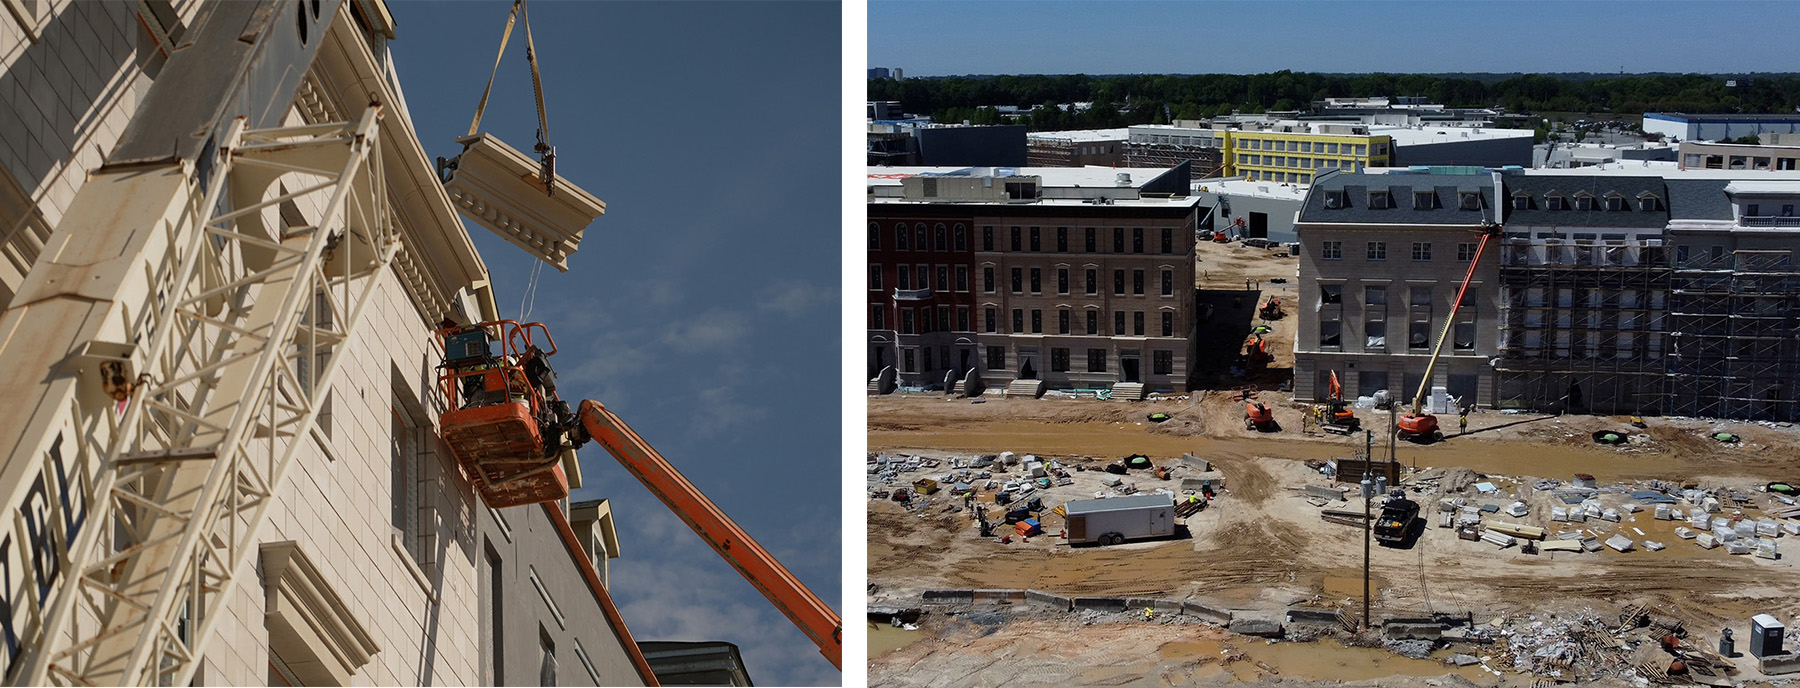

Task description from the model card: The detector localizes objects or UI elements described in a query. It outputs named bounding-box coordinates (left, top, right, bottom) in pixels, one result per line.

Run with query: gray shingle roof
left=1299, top=170, right=1497, bottom=225
left=1664, top=179, right=1735, bottom=221
left=1499, top=175, right=1668, bottom=229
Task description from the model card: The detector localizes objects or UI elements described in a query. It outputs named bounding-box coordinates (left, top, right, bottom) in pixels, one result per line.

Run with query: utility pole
left=1362, top=474, right=1373, bottom=630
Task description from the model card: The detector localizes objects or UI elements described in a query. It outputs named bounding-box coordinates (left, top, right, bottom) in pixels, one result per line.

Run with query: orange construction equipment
left=1397, top=222, right=1502, bottom=442
left=1259, top=296, right=1284, bottom=320
left=1322, top=370, right=1359, bottom=434
left=1244, top=400, right=1275, bottom=431
left=573, top=400, right=843, bottom=670
left=436, top=320, right=573, bottom=507
left=437, top=321, right=843, bottom=670
left=1245, top=334, right=1274, bottom=368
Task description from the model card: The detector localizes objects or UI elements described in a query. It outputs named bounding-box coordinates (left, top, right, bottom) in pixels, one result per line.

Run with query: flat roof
left=1064, top=494, right=1174, bottom=516
left=1194, top=177, right=1309, bottom=201
left=1377, top=126, right=1535, bottom=147
left=1028, top=128, right=1131, bottom=143
left=866, top=165, right=1175, bottom=189
left=1648, top=113, right=1800, bottom=123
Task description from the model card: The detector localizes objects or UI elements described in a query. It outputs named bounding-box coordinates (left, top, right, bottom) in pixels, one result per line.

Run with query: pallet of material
left=1540, top=539, right=1583, bottom=552
left=1486, top=521, right=1547, bottom=540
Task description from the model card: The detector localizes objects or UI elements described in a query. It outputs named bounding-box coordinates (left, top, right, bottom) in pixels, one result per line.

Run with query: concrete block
left=1286, top=608, right=1343, bottom=625
left=1761, top=653, right=1800, bottom=676
left=1182, top=601, right=1233, bottom=624
left=1385, top=622, right=1443, bottom=640
left=1025, top=589, right=1072, bottom=611
left=1073, top=596, right=1128, bottom=613
left=1227, top=618, right=1284, bottom=637
left=972, top=589, right=1025, bottom=604
left=922, top=589, right=974, bottom=604
left=1126, top=598, right=1183, bottom=613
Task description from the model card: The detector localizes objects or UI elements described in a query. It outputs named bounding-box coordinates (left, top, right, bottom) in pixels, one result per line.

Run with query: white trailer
left=1064, top=494, right=1177, bottom=546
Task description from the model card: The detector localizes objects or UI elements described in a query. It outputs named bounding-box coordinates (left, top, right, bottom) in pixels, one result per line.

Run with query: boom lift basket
left=436, top=319, right=570, bottom=507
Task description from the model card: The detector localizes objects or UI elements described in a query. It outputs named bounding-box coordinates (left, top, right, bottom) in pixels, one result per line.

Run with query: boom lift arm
left=571, top=400, right=844, bottom=670
left=1397, top=222, right=1502, bottom=439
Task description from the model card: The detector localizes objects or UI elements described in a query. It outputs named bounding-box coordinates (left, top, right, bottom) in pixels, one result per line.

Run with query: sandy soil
left=866, top=396, right=1800, bottom=685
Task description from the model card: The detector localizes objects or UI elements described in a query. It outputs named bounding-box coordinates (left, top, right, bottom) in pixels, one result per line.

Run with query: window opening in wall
left=1409, top=320, right=1431, bottom=349
left=935, top=223, right=948, bottom=250
left=1161, top=270, right=1172, bottom=297
left=1030, top=268, right=1041, bottom=293
left=1086, top=310, right=1097, bottom=335
left=1411, top=242, right=1431, bottom=261
left=1320, top=284, right=1342, bottom=305
left=869, top=265, right=881, bottom=291
left=954, top=224, right=967, bottom=250
left=1057, top=268, right=1069, bottom=294
left=1031, top=309, right=1042, bottom=333
left=1113, top=269, right=1125, bottom=295
left=1114, top=311, right=1125, bottom=335
left=1161, top=228, right=1173, bottom=254
left=539, top=627, right=557, bottom=687
left=1010, top=267, right=1022, bottom=293
left=1460, top=192, right=1483, bottom=210
left=987, top=346, right=1005, bottom=371
left=1058, top=310, right=1069, bottom=334
left=1085, top=268, right=1097, bottom=294
left=1087, top=348, right=1106, bottom=372
left=1114, top=228, right=1124, bottom=252
left=1320, top=320, right=1341, bottom=347
left=985, top=308, right=995, bottom=333
left=1364, top=285, right=1386, bottom=306
left=1012, top=309, right=1024, bottom=332
left=1132, top=228, right=1144, bottom=253
left=1153, top=350, right=1173, bottom=375
left=983, top=266, right=994, bottom=292
left=1321, top=241, right=1342, bottom=260
left=868, top=223, right=880, bottom=249
left=1051, top=347, right=1070, bottom=372
left=1133, top=269, right=1144, bottom=295
left=1366, top=241, right=1386, bottom=260
left=1056, top=227, right=1068, bottom=252
left=870, top=305, right=884, bottom=330
left=1366, top=320, right=1386, bottom=349
left=390, top=400, right=429, bottom=569
left=982, top=226, right=993, bottom=251
left=1161, top=311, right=1173, bottom=337
left=1133, top=311, right=1145, bottom=336
left=1029, top=227, right=1041, bottom=252
left=484, top=543, right=504, bottom=685
left=1011, top=227, right=1022, bottom=251
left=1085, top=228, right=1096, bottom=252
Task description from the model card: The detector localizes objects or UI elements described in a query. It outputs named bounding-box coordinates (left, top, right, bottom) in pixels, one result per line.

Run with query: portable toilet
left=1751, top=614, right=1785, bottom=658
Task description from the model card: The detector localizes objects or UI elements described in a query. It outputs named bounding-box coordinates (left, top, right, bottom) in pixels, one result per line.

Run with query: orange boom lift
left=434, top=320, right=844, bottom=669
left=1396, top=223, right=1501, bottom=442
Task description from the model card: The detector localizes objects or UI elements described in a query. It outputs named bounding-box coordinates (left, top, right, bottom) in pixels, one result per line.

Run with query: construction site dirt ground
left=866, top=394, right=1800, bottom=686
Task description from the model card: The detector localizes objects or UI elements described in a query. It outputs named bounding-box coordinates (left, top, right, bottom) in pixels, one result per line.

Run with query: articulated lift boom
left=571, top=400, right=845, bottom=670
left=1396, top=222, right=1502, bottom=441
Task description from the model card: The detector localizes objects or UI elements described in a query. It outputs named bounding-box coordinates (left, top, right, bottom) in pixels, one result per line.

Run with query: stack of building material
left=1756, top=541, right=1779, bottom=559
left=1505, top=502, right=1530, bottom=517
left=1487, top=522, right=1547, bottom=540
left=1604, top=535, right=1635, bottom=552
left=1481, top=531, right=1517, bottom=548
left=1645, top=541, right=1666, bottom=551
left=1697, top=533, right=1719, bottom=549
left=1675, top=527, right=1697, bottom=540
left=1654, top=504, right=1673, bottom=521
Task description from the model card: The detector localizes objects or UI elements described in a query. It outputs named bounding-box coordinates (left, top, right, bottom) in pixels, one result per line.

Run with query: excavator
left=1319, top=370, right=1359, bottom=435
left=435, top=320, right=844, bottom=669
left=1395, top=223, right=1502, bottom=443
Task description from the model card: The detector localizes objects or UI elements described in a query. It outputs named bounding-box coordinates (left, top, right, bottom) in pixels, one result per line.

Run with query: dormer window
left=1460, top=192, right=1484, bottom=210
left=1604, top=194, right=1626, bottom=211
left=1545, top=193, right=1567, bottom=210
left=1413, top=191, right=1436, bottom=209
left=1574, top=193, right=1595, bottom=211
left=1637, top=193, right=1661, bottom=212
left=1324, top=190, right=1346, bottom=209
left=1511, top=193, right=1533, bottom=210
left=1370, top=190, right=1392, bottom=209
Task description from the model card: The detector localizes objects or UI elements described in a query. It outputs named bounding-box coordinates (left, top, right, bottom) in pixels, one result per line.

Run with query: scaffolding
left=1666, top=248, right=1800, bottom=420
left=1493, top=238, right=1672, bottom=415
left=1123, top=143, right=1223, bottom=182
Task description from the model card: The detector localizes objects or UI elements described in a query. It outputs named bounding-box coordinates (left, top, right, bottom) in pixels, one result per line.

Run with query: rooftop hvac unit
left=1116, top=173, right=1132, bottom=187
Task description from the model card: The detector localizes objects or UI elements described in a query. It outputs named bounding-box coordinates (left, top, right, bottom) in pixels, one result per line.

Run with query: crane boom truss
left=16, top=106, right=392, bottom=687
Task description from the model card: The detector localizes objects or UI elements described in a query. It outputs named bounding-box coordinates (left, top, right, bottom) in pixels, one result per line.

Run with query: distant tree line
left=868, top=72, right=1800, bottom=131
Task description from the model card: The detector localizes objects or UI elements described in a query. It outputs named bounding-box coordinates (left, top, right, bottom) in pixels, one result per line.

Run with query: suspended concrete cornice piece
left=444, top=133, right=605, bottom=271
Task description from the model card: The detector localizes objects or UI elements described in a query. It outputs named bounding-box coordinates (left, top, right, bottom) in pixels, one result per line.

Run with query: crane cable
left=466, top=0, right=556, bottom=196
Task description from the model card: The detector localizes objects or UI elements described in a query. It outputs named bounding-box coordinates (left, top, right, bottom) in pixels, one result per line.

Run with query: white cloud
left=757, top=281, right=830, bottom=319
left=660, top=310, right=751, bottom=354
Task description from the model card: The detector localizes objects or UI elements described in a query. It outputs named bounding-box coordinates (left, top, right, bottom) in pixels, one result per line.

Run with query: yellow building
left=1224, top=128, right=1393, bottom=183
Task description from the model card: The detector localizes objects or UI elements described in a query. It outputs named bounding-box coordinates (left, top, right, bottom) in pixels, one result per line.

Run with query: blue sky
left=389, top=2, right=841, bottom=685
left=871, top=1, right=1796, bottom=76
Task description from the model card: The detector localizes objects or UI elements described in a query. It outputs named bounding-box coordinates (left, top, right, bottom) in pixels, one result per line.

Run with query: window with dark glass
left=1029, top=268, right=1041, bottom=293
left=1086, top=310, right=1097, bottom=334
left=1153, top=350, right=1173, bottom=375
left=871, top=305, right=884, bottom=330
left=869, top=223, right=880, bottom=249
left=870, top=265, right=881, bottom=290
left=1029, top=227, right=1041, bottom=252
left=1051, top=347, right=1070, bottom=372
left=983, top=267, right=995, bottom=292
left=1113, top=269, right=1125, bottom=295
left=1011, top=227, right=1022, bottom=251
left=1087, top=348, right=1106, bottom=372
left=1115, top=311, right=1125, bottom=335
left=1085, top=269, right=1097, bottom=294
left=1085, top=228, right=1097, bottom=252
left=1133, top=311, right=1145, bottom=335
left=985, top=308, right=996, bottom=333
left=954, top=224, right=967, bottom=250
left=1058, top=310, right=1070, bottom=334
left=1133, top=228, right=1144, bottom=253
left=1114, top=228, right=1124, bottom=252
left=956, top=266, right=969, bottom=291
left=1013, top=309, right=1024, bottom=332
left=901, top=309, right=914, bottom=334
left=896, top=224, right=909, bottom=250
left=934, top=224, right=948, bottom=250
left=915, top=224, right=927, bottom=250
left=1161, top=270, right=1172, bottom=296
left=1133, top=269, right=1144, bottom=295
left=1031, top=309, right=1042, bottom=333
left=1056, top=227, right=1068, bottom=252
left=987, top=346, right=1004, bottom=371
left=1011, top=267, right=1022, bottom=293
left=1057, top=269, right=1069, bottom=294
left=982, top=226, right=994, bottom=251
left=1162, top=312, right=1173, bottom=337
left=936, top=266, right=949, bottom=291
left=1161, top=228, right=1173, bottom=254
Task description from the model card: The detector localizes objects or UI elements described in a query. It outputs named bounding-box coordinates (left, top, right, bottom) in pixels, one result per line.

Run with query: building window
left=1547, top=195, right=1567, bottom=211
left=1364, top=285, right=1386, bottom=306
left=870, top=265, right=882, bottom=290
left=1011, top=267, right=1023, bottom=293
left=1087, top=348, right=1106, bottom=372
left=1365, top=320, right=1386, bottom=350
left=1605, top=196, right=1625, bottom=211
left=1010, top=227, right=1022, bottom=251
left=903, top=349, right=915, bottom=372
left=1113, top=228, right=1125, bottom=253
left=1133, top=269, right=1145, bottom=295
left=1057, top=227, right=1068, bottom=252
left=1369, top=191, right=1390, bottom=209
left=1085, top=228, right=1097, bottom=252
left=1320, top=284, right=1342, bottom=305
left=1012, top=309, right=1024, bottom=333
left=1029, top=227, right=1041, bottom=252
left=922, top=347, right=932, bottom=371
left=985, top=308, right=996, bottom=333
left=1050, top=347, right=1070, bottom=372
left=1160, top=269, right=1173, bottom=297
left=1085, top=269, right=1097, bottom=294
left=1575, top=195, right=1594, bottom=211
left=1114, top=311, right=1126, bottom=335
left=987, top=346, right=1005, bottom=371
left=1031, top=309, right=1042, bottom=333
left=915, top=223, right=928, bottom=249
left=896, top=224, right=909, bottom=250
left=1133, top=311, right=1145, bottom=335
left=1132, top=228, right=1144, bottom=253
left=1113, top=269, right=1125, bottom=296
left=937, top=266, right=950, bottom=292
left=1162, top=228, right=1173, bottom=254
left=956, top=265, right=969, bottom=292
left=1413, top=191, right=1435, bottom=210
left=1410, top=285, right=1432, bottom=307
left=1058, top=309, right=1070, bottom=334
left=982, top=226, right=994, bottom=251
left=1161, top=311, right=1173, bottom=337
left=1409, top=320, right=1431, bottom=349
left=1057, top=268, right=1069, bottom=294
left=954, top=224, right=967, bottom=250
left=1324, top=190, right=1346, bottom=209
left=1086, top=310, right=1098, bottom=335
left=871, top=305, right=885, bottom=330
left=934, top=223, right=948, bottom=250
left=983, top=267, right=995, bottom=292
left=1511, top=194, right=1532, bottom=210
left=1454, top=322, right=1476, bottom=351
left=937, top=305, right=950, bottom=332
left=1153, top=350, right=1173, bottom=375
left=1460, top=192, right=1483, bottom=210
left=539, top=628, right=557, bottom=687
left=1029, top=267, right=1041, bottom=293
left=1411, top=242, right=1432, bottom=261
left=1367, top=241, right=1386, bottom=261
left=1321, top=241, right=1343, bottom=260
left=869, top=223, right=880, bottom=249
left=1457, top=242, right=1476, bottom=262
left=915, top=265, right=928, bottom=291
left=1320, top=320, right=1341, bottom=347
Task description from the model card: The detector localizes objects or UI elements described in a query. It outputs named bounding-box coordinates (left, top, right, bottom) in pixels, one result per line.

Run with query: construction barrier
left=972, top=589, right=1026, bottom=604
left=922, top=589, right=974, bottom=604
left=1183, top=601, right=1234, bottom=625
left=1073, top=597, right=1129, bottom=613
left=1228, top=618, right=1284, bottom=637
left=1286, top=608, right=1345, bottom=625
left=1762, top=653, right=1800, bottom=676
left=1384, top=622, right=1444, bottom=640
left=1025, top=590, right=1073, bottom=611
left=1127, top=598, right=1184, bottom=613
